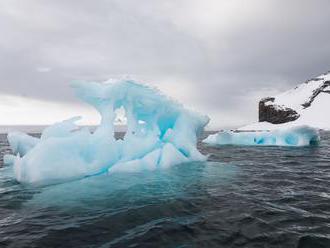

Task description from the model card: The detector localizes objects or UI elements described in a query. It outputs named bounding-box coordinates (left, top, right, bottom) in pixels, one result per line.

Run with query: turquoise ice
left=5, top=80, right=209, bottom=185
left=203, top=126, right=320, bottom=147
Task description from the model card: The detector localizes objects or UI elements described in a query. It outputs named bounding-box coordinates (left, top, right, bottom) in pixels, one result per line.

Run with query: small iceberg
left=203, top=125, right=320, bottom=147
left=4, top=80, right=209, bottom=185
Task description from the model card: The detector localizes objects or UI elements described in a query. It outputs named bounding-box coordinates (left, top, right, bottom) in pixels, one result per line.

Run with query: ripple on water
left=0, top=132, right=330, bottom=247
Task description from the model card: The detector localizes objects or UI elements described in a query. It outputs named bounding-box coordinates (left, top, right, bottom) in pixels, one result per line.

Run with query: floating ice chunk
left=203, top=125, right=320, bottom=147
left=13, top=127, right=121, bottom=184
left=6, top=79, right=209, bottom=185
left=3, top=154, right=16, bottom=166
left=7, top=132, right=39, bottom=156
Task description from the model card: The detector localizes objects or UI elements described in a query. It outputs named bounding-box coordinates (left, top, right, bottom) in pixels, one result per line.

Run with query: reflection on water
left=0, top=131, right=330, bottom=247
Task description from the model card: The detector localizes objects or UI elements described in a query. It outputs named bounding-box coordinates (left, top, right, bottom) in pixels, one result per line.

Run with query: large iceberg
left=5, top=80, right=209, bottom=185
left=203, top=126, right=320, bottom=147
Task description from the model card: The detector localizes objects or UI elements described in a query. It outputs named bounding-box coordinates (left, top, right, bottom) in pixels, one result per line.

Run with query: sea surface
left=0, top=131, right=330, bottom=248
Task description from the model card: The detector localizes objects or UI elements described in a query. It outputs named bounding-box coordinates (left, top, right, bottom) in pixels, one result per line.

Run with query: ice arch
left=5, top=80, right=209, bottom=185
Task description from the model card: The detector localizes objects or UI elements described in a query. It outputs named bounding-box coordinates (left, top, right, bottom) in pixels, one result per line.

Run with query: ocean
left=0, top=131, right=330, bottom=247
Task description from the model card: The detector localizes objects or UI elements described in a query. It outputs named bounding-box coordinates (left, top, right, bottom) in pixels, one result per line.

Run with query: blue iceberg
left=203, top=126, right=320, bottom=147
left=5, top=80, right=209, bottom=185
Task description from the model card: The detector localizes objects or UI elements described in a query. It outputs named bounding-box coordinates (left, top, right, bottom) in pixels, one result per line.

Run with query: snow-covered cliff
left=241, top=71, right=330, bottom=130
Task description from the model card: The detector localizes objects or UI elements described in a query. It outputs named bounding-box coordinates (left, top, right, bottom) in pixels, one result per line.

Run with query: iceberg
left=203, top=125, right=320, bottom=147
left=3, top=154, right=17, bottom=166
left=7, top=131, right=39, bottom=156
left=5, top=80, right=209, bottom=185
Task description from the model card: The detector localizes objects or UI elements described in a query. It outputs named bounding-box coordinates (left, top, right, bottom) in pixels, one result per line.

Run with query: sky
left=0, top=0, right=330, bottom=129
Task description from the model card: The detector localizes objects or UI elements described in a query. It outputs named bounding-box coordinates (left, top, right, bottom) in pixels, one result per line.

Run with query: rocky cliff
left=259, top=97, right=300, bottom=124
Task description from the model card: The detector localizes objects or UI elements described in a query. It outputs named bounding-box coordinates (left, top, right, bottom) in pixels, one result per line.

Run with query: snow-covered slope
left=272, top=72, right=330, bottom=111
left=241, top=71, right=330, bottom=130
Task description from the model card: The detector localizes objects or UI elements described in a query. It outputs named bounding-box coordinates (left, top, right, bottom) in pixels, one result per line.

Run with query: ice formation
left=7, top=131, right=39, bottom=156
left=5, top=80, right=209, bottom=184
left=203, top=126, right=320, bottom=147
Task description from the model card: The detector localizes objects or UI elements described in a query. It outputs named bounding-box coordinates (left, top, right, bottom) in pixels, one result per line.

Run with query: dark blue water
left=0, top=131, right=330, bottom=248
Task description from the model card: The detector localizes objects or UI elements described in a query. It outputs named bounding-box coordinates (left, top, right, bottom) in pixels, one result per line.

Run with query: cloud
left=0, top=0, right=329, bottom=128
left=36, top=67, right=52, bottom=73
left=0, top=93, right=99, bottom=125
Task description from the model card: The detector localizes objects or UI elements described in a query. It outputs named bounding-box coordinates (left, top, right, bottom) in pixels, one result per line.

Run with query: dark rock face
left=259, top=97, right=300, bottom=124
left=302, top=80, right=330, bottom=108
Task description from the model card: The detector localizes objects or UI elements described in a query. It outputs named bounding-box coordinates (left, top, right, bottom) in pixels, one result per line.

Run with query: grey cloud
left=0, top=0, right=329, bottom=127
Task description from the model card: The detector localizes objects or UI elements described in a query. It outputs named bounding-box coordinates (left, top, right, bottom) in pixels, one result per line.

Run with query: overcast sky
left=0, top=0, right=330, bottom=129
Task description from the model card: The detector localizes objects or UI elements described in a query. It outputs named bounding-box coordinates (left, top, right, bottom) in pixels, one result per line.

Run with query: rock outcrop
left=259, top=97, right=300, bottom=124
